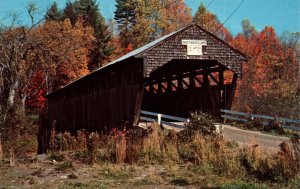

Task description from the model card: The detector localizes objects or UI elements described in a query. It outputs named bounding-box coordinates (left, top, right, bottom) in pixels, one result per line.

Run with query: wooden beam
left=225, top=73, right=238, bottom=110
left=204, top=67, right=217, bottom=109
left=208, top=73, right=219, bottom=85
left=147, top=67, right=220, bottom=85
left=161, top=83, right=168, bottom=93
left=219, top=67, right=225, bottom=109
left=158, top=83, right=163, bottom=94
left=189, top=70, right=196, bottom=89
left=177, top=76, right=183, bottom=90
left=194, top=76, right=203, bottom=86
left=181, top=78, right=189, bottom=89
left=170, top=81, right=177, bottom=91
left=133, top=83, right=145, bottom=126
left=167, top=79, right=173, bottom=93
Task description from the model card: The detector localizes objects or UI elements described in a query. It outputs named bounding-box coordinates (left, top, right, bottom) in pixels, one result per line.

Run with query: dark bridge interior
left=142, top=59, right=237, bottom=118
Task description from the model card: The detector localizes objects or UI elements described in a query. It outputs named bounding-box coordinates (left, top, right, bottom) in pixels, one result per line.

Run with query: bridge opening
left=141, top=59, right=237, bottom=118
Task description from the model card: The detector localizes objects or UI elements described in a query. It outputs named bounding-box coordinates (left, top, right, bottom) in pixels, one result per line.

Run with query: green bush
left=185, top=111, right=216, bottom=137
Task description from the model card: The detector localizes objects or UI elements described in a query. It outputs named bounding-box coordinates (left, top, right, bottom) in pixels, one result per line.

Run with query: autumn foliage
left=230, top=24, right=299, bottom=118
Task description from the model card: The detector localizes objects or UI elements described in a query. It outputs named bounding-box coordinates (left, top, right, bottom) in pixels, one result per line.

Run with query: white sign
left=182, top=40, right=207, bottom=56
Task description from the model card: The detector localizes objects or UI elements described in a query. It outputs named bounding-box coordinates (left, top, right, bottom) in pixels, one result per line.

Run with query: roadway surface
left=222, top=124, right=291, bottom=153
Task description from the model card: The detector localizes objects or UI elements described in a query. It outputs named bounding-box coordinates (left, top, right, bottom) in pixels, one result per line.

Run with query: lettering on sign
left=182, top=40, right=207, bottom=56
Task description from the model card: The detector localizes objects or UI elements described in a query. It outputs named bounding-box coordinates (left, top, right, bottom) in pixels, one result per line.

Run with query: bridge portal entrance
left=141, top=59, right=237, bottom=118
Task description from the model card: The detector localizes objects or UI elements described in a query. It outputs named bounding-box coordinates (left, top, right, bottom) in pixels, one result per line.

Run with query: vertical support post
left=158, top=82, right=163, bottom=94
left=225, top=73, right=238, bottom=110
left=189, top=70, right=196, bottom=89
left=167, top=78, right=172, bottom=93
left=149, top=82, right=155, bottom=94
left=177, top=74, right=183, bottom=91
left=133, top=83, right=145, bottom=126
left=204, top=66, right=217, bottom=110
left=219, top=66, right=225, bottom=109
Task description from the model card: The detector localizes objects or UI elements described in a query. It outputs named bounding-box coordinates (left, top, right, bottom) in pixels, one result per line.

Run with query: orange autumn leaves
left=32, top=18, right=95, bottom=87
left=25, top=18, right=95, bottom=110
left=230, top=25, right=299, bottom=117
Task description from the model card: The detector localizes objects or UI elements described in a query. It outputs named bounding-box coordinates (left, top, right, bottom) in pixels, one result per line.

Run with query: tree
left=161, top=0, right=192, bottom=35
left=194, top=3, right=220, bottom=33
left=45, top=2, right=62, bottom=21
left=62, top=0, right=77, bottom=25
left=231, top=23, right=300, bottom=118
left=0, top=27, right=42, bottom=157
left=280, top=31, right=300, bottom=84
left=60, top=0, right=114, bottom=70
left=241, top=19, right=255, bottom=40
left=114, top=0, right=192, bottom=50
left=114, top=0, right=137, bottom=50
left=193, top=3, right=231, bottom=41
left=30, top=18, right=95, bottom=90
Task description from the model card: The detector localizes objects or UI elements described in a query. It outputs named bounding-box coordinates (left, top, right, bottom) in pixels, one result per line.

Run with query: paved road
left=222, top=124, right=291, bottom=153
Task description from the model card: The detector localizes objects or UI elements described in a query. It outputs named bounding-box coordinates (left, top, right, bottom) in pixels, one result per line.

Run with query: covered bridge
left=47, top=23, right=248, bottom=133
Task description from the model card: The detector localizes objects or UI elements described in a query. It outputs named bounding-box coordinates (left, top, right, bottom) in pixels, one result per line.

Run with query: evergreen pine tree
left=114, top=0, right=136, bottom=49
left=75, top=0, right=114, bottom=70
left=45, top=2, right=62, bottom=21
left=76, top=0, right=100, bottom=29
left=60, top=0, right=113, bottom=70
left=193, top=3, right=220, bottom=33
left=62, top=0, right=77, bottom=25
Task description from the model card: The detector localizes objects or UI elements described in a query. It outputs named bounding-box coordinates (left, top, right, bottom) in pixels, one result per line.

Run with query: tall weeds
left=47, top=123, right=299, bottom=183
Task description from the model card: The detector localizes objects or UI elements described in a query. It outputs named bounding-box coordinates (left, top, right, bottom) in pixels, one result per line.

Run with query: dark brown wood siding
left=48, top=58, right=144, bottom=133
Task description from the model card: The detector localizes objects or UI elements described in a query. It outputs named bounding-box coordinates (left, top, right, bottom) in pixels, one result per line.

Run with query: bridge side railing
left=221, top=109, right=300, bottom=131
left=140, top=110, right=187, bottom=129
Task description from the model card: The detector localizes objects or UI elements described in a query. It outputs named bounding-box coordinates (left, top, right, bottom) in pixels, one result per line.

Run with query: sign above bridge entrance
left=182, top=40, right=207, bottom=56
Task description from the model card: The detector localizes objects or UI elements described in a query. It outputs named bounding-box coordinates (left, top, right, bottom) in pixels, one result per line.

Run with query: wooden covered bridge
left=47, top=23, right=248, bottom=133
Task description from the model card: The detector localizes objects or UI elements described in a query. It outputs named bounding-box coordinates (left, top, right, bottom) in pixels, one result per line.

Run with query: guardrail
left=221, top=109, right=300, bottom=131
left=140, top=110, right=187, bottom=129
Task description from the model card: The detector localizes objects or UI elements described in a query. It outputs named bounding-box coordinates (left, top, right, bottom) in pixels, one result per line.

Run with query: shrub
left=115, top=135, right=126, bottom=164
left=125, top=127, right=147, bottom=163
left=54, top=133, right=68, bottom=151
left=139, top=124, right=163, bottom=164
left=76, top=130, right=87, bottom=150
left=185, top=111, right=216, bottom=137
left=87, top=132, right=100, bottom=164
left=244, top=119, right=285, bottom=135
left=244, top=119, right=264, bottom=131
left=239, top=142, right=299, bottom=182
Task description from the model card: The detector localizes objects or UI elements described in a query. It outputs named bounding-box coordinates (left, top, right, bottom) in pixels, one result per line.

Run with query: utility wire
left=206, top=0, right=216, bottom=9
left=214, top=0, right=245, bottom=34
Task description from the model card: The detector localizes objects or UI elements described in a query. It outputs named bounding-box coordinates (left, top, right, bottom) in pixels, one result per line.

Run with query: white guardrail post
left=157, top=114, right=162, bottom=125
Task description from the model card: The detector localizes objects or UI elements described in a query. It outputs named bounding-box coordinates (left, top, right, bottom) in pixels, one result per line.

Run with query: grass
left=0, top=111, right=299, bottom=188
left=55, top=161, right=74, bottom=172
left=0, top=156, right=298, bottom=188
left=40, top=121, right=299, bottom=185
left=219, top=181, right=269, bottom=189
